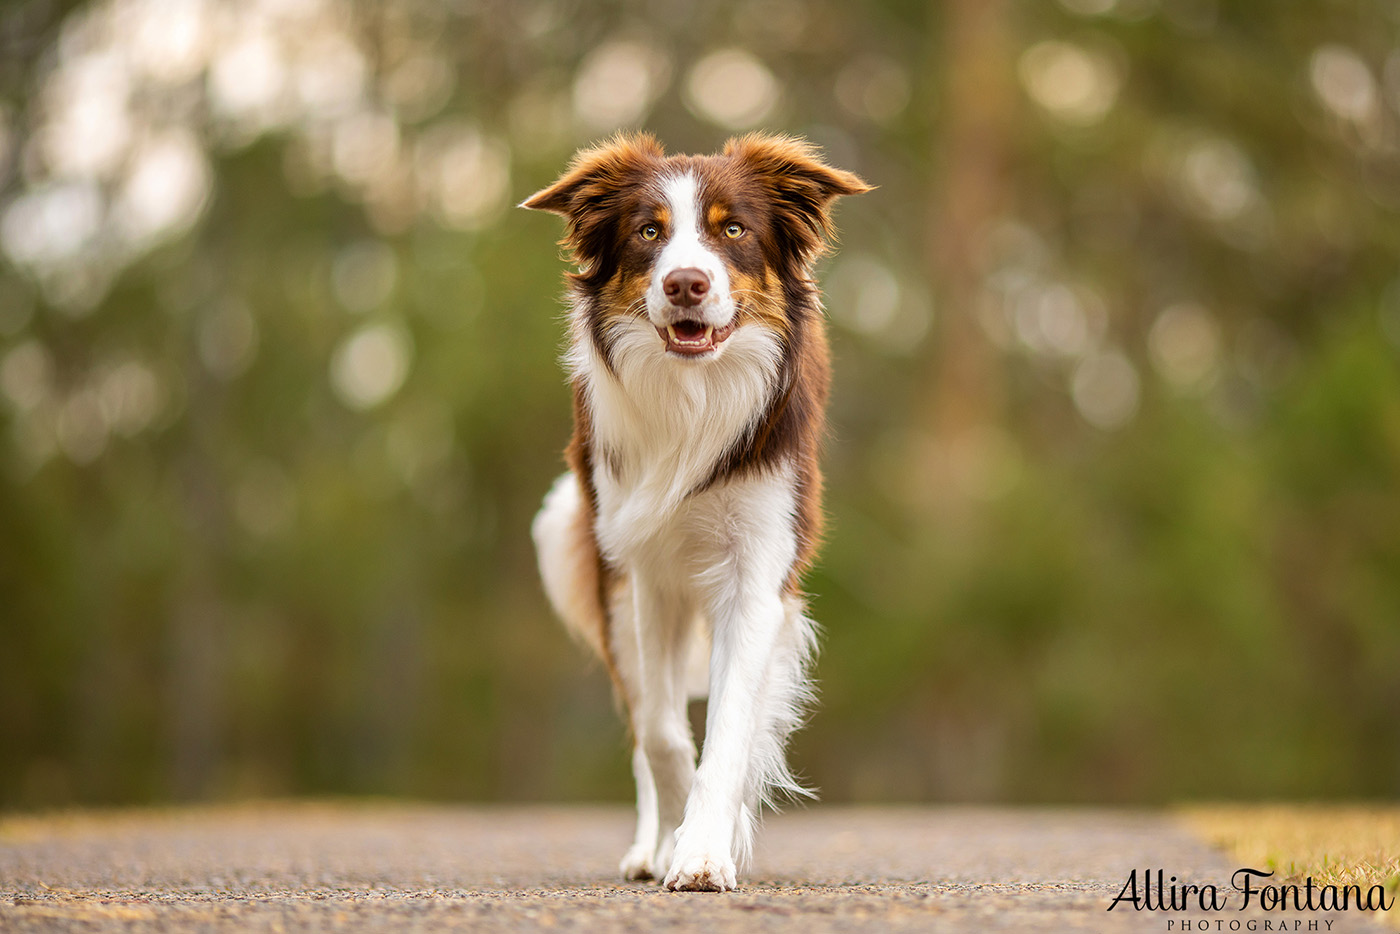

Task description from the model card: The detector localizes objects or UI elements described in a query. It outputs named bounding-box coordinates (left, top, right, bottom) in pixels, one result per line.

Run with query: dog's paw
left=620, top=843, right=655, bottom=881
left=663, top=851, right=737, bottom=892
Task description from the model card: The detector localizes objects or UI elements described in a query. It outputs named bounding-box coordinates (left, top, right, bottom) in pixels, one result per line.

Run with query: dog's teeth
left=667, top=325, right=678, bottom=341
left=704, top=327, right=713, bottom=341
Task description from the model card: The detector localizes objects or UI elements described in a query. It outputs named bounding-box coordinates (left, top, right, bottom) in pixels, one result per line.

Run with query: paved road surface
left=0, top=804, right=1387, bottom=932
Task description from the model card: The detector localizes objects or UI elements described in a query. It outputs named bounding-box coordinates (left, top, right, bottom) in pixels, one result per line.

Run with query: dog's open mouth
left=658, top=320, right=736, bottom=356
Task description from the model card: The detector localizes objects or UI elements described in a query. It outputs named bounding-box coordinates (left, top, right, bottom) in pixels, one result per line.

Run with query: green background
left=1, top=0, right=1398, bottom=808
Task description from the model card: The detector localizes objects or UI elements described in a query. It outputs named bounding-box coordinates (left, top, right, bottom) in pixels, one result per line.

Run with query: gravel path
left=0, top=804, right=1386, bottom=932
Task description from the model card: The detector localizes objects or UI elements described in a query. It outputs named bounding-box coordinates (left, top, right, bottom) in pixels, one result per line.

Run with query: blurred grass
left=1183, top=805, right=1400, bottom=924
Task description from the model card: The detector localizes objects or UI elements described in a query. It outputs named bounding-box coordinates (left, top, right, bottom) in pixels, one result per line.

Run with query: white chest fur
left=571, top=313, right=784, bottom=568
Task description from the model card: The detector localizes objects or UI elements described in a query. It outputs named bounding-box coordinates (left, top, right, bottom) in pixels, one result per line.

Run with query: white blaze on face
left=648, top=172, right=734, bottom=327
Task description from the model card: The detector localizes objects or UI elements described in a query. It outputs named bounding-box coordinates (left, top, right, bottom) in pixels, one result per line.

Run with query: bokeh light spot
left=1310, top=45, right=1378, bottom=124
left=330, top=322, right=413, bottom=410
left=1, top=182, right=104, bottom=268
left=1148, top=303, right=1221, bottom=392
left=419, top=125, right=511, bottom=231
left=685, top=49, right=779, bottom=129
left=97, top=360, right=162, bottom=437
left=1179, top=136, right=1258, bottom=222
left=1019, top=40, right=1121, bottom=126
left=1072, top=350, right=1140, bottom=429
left=115, top=129, right=212, bottom=245
left=573, top=39, right=671, bottom=132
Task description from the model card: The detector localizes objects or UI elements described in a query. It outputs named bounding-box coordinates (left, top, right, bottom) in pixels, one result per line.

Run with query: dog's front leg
left=664, top=587, right=786, bottom=892
left=625, top=573, right=697, bottom=881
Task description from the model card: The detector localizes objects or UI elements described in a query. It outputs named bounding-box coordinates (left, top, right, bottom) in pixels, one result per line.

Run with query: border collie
left=523, top=133, right=869, bottom=891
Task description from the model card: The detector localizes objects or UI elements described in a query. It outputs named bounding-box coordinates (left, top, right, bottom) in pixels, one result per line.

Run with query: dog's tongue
left=658, top=320, right=735, bottom=355
left=672, top=320, right=707, bottom=340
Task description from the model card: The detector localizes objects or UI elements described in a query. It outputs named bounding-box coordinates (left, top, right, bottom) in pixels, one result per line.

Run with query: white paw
left=619, top=843, right=654, bottom=881
left=663, top=850, right=737, bottom=892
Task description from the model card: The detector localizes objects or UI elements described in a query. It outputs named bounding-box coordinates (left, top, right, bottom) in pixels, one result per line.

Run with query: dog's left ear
left=725, top=134, right=872, bottom=263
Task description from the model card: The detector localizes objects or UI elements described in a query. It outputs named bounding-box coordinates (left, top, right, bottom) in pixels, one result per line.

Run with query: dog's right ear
left=521, top=134, right=665, bottom=282
left=520, top=133, right=666, bottom=217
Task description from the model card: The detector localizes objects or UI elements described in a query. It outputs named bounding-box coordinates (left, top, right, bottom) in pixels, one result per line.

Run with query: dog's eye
left=724, top=222, right=745, bottom=239
left=640, top=224, right=660, bottom=241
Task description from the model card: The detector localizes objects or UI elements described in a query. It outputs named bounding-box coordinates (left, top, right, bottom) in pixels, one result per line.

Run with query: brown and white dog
left=523, top=133, right=868, bottom=891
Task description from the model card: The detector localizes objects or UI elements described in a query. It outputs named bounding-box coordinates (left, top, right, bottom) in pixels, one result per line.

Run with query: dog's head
left=523, top=133, right=870, bottom=360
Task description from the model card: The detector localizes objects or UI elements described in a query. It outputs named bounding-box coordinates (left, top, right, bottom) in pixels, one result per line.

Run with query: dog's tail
left=533, top=472, right=610, bottom=661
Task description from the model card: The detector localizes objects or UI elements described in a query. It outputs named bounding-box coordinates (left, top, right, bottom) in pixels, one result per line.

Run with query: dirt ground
left=0, top=803, right=1389, bottom=932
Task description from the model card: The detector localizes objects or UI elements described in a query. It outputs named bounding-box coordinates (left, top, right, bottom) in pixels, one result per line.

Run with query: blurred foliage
left=0, top=0, right=1398, bottom=808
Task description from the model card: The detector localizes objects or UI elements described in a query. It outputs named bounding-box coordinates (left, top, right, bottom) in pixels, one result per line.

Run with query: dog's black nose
left=663, top=268, right=710, bottom=307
